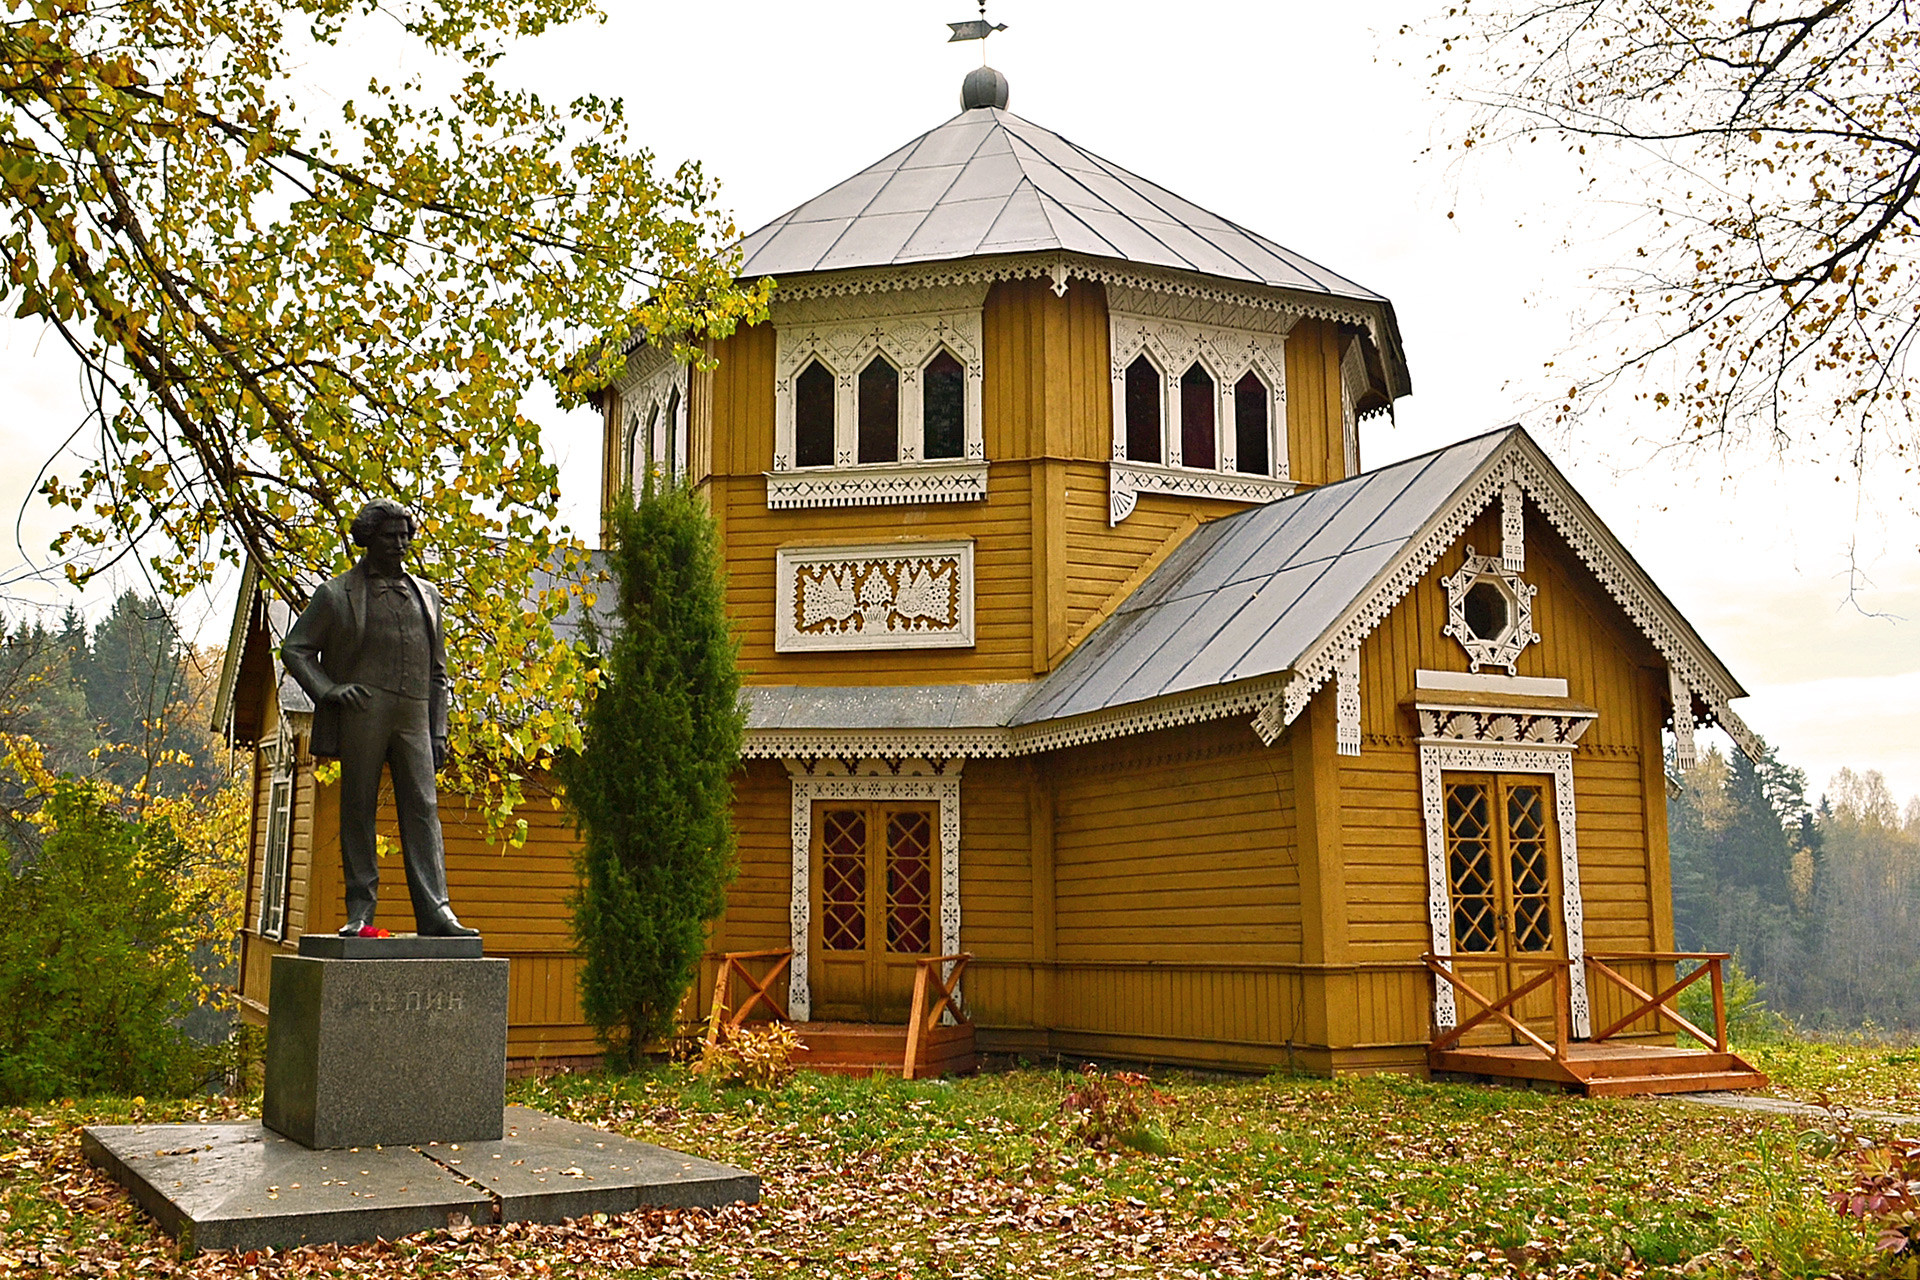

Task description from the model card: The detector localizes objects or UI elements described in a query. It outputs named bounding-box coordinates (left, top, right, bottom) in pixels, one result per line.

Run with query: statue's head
left=349, top=498, right=417, bottom=548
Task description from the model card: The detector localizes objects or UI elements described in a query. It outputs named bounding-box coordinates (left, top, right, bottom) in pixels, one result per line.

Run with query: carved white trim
left=1340, top=335, right=1366, bottom=479
left=1441, top=549, right=1541, bottom=675
left=1335, top=646, right=1361, bottom=756
left=764, top=253, right=1391, bottom=351
left=770, top=285, right=987, bottom=503
left=1669, top=666, right=1698, bottom=772
left=1418, top=742, right=1591, bottom=1038
left=786, top=766, right=963, bottom=1022
left=1501, top=479, right=1526, bottom=572
left=775, top=541, right=975, bottom=652
left=1253, top=436, right=1757, bottom=761
left=766, top=460, right=988, bottom=509
left=1108, top=463, right=1299, bottom=525
left=1106, top=284, right=1290, bottom=523
left=1413, top=702, right=1597, bottom=747
left=615, top=344, right=691, bottom=490
left=739, top=673, right=1290, bottom=760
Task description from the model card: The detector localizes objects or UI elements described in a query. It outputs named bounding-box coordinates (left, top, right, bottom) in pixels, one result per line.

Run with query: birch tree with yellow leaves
left=1420, top=2, right=1920, bottom=475
left=1, top=0, right=768, bottom=828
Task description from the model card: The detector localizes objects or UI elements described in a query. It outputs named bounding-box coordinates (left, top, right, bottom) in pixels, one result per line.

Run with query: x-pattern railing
left=903, top=953, right=972, bottom=1081
left=1424, top=954, right=1571, bottom=1059
left=702, top=949, right=793, bottom=1046
left=1425, top=951, right=1733, bottom=1066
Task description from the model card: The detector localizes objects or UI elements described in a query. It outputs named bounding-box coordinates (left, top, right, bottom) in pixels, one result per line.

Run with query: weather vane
left=947, top=0, right=1007, bottom=45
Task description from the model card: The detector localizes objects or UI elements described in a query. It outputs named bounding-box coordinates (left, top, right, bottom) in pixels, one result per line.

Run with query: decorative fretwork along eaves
left=1251, top=437, right=1758, bottom=760
left=740, top=674, right=1288, bottom=761
left=761, top=254, right=1389, bottom=353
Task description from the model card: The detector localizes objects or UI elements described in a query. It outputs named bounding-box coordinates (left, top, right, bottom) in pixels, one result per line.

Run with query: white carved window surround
left=769, top=285, right=988, bottom=510
left=1417, top=740, right=1592, bottom=1039
left=617, top=344, right=690, bottom=492
left=1106, top=284, right=1295, bottom=524
left=776, top=541, right=975, bottom=652
left=1441, top=548, right=1541, bottom=675
left=786, top=760, right=963, bottom=1022
left=1340, top=335, right=1366, bottom=479
left=256, top=725, right=297, bottom=941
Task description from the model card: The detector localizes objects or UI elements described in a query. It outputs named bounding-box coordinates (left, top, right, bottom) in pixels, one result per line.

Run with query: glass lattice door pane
left=1505, top=783, right=1555, bottom=952
left=1445, top=782, right=1499, bottom=952
left=884, top=808, right=934, bottom=954
left=819, top=808, right=868, bottom=952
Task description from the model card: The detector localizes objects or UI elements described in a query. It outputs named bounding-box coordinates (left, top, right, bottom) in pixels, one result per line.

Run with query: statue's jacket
left=281, top=562, right=450, bottom=759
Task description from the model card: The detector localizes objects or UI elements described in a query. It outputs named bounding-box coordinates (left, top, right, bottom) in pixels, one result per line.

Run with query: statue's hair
left=349, top=498, right=416, bottom=546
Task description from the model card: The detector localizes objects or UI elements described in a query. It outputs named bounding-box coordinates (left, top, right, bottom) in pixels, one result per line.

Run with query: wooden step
left=785, top=1022, right=976, bottom=1079
left=1582, top=1070, right=1771, bottom=1097
left=1575, top=1050, right=1744, bottom=1078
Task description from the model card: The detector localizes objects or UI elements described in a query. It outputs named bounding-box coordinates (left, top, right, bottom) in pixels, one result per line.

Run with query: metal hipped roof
left=737, top=108, right=1391, bottom=306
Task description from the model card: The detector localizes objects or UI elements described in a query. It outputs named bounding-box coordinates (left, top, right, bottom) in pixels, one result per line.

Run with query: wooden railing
left=902, top=953, right=972, bottom=1081
left=1424, top=951, right=1732, bottom=1061
left=702, top=948, right=793, bottom=1046
left=1584, top=951, right=1728, bottom=1052
left=1424, top=954, right=1572, bottom=1058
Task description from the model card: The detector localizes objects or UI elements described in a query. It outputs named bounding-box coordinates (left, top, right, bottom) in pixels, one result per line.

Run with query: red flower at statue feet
left=357, top=926, right=392, bottom=938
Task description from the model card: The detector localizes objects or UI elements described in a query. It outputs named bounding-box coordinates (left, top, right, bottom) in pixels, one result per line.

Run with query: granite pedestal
left=81, top=1106, right=760, bottom=1256
left=263, top=945, right=509, bottom=1149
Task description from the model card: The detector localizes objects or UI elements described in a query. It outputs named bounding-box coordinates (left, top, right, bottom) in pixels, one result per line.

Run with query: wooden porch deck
left=1425, top=952, right=1770, bottom=1096
left=789, top=1021, right=977, bottom=1079
left=704, top=950, right=978, bottom=1081
left=1432, top=1040, right=1768, bottom=1096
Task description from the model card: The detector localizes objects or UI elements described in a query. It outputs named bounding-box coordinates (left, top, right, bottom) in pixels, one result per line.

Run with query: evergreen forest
left=1669, top=742, right=1920, bottom=1036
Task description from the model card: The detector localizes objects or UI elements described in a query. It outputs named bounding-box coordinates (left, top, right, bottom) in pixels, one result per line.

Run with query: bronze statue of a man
left=282, top=499, right=478, bottom=939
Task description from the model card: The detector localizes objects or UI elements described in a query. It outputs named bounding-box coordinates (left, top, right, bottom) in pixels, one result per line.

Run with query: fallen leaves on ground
left=0, top=1051, right=1908, bottom=1279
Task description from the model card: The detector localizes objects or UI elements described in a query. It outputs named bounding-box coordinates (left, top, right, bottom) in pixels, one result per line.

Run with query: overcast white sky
left=1, top=0, right=1914, bottom=805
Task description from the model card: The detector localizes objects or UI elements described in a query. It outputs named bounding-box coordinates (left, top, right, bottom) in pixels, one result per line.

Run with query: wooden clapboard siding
left=716, top=464, right=1038, bottom=683
left=1334, top=502, right=1672, bottom=995
left=1284, top=319, right=1347, bottom=487
left=1049, top=721, right=1301, bottom=971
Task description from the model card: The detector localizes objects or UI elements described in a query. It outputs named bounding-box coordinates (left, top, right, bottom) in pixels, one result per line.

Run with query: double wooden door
left=1441, top=773, right=1565, bottom=1045
left=810, top=801, right=938, bottom=1023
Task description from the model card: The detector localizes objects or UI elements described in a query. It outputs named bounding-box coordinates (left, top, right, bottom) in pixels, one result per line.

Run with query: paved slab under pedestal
left=83, top=1106, right=759, bottom=1256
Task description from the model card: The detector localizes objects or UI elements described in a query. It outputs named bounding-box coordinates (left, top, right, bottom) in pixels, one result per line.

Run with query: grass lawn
left=2, top=1044, right=1914, bottom=1279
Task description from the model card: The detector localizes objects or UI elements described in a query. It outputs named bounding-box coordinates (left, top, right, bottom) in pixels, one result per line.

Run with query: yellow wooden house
left=220, top=68, right=1766, bottom=1091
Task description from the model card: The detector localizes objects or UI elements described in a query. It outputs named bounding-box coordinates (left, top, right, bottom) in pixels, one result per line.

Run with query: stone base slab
left=82, top=1106, right=760, bottom=1256
left=263, top=953, right=508, bottom=1149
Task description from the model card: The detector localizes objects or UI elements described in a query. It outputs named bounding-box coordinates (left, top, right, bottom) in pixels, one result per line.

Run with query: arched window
left=1180, top=363, right=1216, bottom=469
left=857, top=355, right=899, bottom=464
left=795, top=360, right=835, bottom=467
left=922, top=349, right=965, bottom=460
left=630, top=403, right=659, bottom=491
left=1235, top=371, right=1269, bottom=475
left=1124, top=356, right=1162, bottom=463
left=664, top=386, right=682, bottom=483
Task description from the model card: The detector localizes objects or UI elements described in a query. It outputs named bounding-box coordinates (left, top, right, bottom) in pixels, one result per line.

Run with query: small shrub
left=694, top=1023, right=801, bottom=1090
left=0, top=776, right=215, bottom=1102
left=1677, top=954, right=1791, bottom=1045
left=1830, top=1136, right=1920, bottom=1259
left=1059, top=1062, right=1174, bottom=1154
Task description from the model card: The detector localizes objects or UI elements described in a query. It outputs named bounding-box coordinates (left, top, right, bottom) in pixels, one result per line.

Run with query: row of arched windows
left=627, top=385, right=685, bottom=491
left=793, top=349, right=968, bottom=468
left=1123, top=355, right=1272, bottom=475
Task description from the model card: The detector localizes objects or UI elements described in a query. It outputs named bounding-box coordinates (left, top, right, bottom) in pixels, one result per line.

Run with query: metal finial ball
left=961, top=66, right=1009, bottom=111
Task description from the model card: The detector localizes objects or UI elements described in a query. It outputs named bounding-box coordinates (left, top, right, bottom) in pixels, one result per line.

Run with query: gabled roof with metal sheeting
left=740, top=426, right=1756, bottom=759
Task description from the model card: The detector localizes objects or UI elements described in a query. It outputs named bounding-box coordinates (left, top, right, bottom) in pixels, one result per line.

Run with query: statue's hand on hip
left=324, top=683, right=374, bottom=711
left=433, top=737, right=448, bottom=771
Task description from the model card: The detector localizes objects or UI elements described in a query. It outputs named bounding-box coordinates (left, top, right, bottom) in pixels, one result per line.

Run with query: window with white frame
left=769, top=284, right=988, bottom=510
left=1106, top=284, right=1296, bottom=524
left=257, top=747, right=294, bottom=940
left=619, top=345, right=690, bottom=491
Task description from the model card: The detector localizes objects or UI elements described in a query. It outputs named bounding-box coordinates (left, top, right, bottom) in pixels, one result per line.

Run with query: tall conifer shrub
left=562, top=483, right=743, bottom=1067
